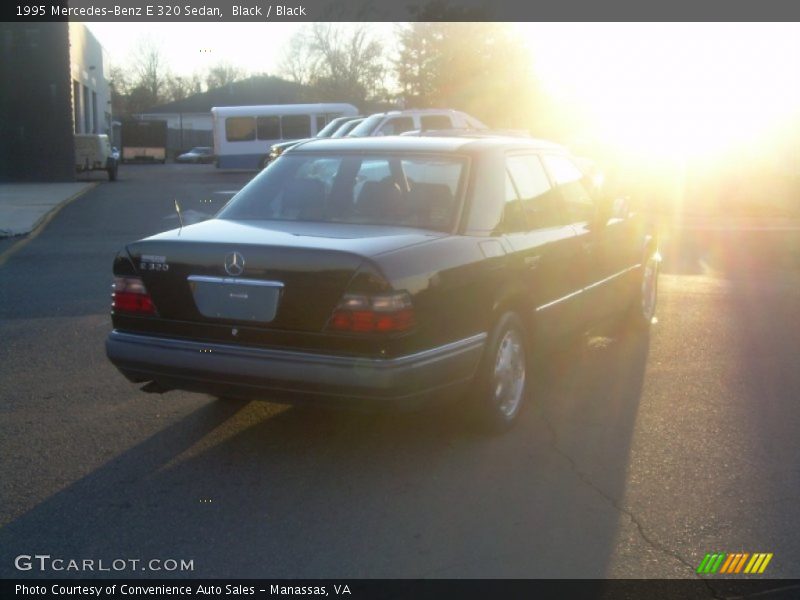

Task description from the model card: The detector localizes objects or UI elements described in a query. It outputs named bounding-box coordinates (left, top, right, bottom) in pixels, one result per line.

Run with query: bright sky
left=516, top=23, right=800, bottom=159
left=85, top=22, right=388, bottom=77
left=86, top=22, right=800, bottom=162
left=86, top=22, right=304, bottom=75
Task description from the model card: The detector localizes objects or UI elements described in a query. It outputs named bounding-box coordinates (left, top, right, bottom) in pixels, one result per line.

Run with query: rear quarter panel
left=373, top=236, right=505, bottom=352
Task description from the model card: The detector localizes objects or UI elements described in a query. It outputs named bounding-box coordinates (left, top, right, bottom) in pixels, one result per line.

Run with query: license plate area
left=188, top=275, right=284, bottom=322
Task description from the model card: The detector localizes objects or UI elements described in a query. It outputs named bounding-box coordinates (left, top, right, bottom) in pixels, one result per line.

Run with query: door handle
left=524, top=255, right=541, bottom=269
left=581, top=241, right=594, bottom=253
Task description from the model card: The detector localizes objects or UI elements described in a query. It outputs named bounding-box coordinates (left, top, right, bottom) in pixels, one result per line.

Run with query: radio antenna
left=174, top=199, right=184, bottom=233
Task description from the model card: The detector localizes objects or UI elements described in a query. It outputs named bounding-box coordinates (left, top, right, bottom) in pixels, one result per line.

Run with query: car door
left=541, top=153, right=635, bottom=323
left=503, top=153, right=583, bottom=342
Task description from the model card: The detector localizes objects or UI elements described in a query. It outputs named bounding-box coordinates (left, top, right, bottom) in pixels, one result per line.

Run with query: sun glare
left=517, top=23, right=800, bottom=161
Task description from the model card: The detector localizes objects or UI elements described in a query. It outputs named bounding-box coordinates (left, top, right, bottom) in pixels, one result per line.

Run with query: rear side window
left=281, top=115, right=311, bottom=139
left=377, top=117, right=414, bottom=136
left=257, top=116, right=281, bottom=140
left=225, top=117, right=256, bottom=142
left=506, top=154, right=562, bottom=229
left=420, top=115, right=453, bottom=131
left=542, top=154, right=595, bottom=224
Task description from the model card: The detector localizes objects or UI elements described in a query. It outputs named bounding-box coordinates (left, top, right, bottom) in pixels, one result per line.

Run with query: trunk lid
left=124, top=218, right=441, bottom=332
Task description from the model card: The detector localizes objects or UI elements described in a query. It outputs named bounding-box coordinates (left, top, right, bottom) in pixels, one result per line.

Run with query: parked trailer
left=121, top=120, right=167, bottom=163
left=74, top=134, right=118, bottom=181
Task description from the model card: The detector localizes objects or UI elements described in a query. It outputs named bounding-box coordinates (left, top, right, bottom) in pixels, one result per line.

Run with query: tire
left=627, top=251, right=659, bottom=330
left=469, top=312, right=528, bottom=432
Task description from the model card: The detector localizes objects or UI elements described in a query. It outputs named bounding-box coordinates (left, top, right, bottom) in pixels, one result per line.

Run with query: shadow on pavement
left=0, top=325, right=651, bottom=579
left=721, top=267, right=800, bottom=575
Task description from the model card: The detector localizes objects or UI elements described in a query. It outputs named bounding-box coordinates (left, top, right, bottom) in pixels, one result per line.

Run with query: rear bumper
left=106, top=330, right=486, bottom=404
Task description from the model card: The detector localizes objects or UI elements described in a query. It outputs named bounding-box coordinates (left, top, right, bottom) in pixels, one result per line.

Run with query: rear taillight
left=112, top=276, right=157, bottom=316
left=328, top=292, right=415, bottom=334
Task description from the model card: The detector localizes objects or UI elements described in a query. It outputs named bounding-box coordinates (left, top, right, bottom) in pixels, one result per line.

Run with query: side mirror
left=592, top=194, right=614, bottom=228
left=591, top=194, right=629, bottom=229
left=611, top=196, right=631, bottom=219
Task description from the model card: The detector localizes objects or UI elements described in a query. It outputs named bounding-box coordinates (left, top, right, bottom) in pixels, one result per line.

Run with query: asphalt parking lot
left=1, top=164, right=799, bottom=582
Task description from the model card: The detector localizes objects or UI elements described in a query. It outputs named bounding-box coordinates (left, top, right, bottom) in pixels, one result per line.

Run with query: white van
left=211, top=103, right=359, bottom=169
left=75, top=134, right=118, bottom=181
left=347, top=109, right=487, bottom=137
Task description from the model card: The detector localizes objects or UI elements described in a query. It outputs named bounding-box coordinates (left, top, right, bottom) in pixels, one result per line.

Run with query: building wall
left=0, top=23, right=75, bottom=182
left=0, top=23, right=111, bottom=182
left=68, top=23, right=111, bottom=136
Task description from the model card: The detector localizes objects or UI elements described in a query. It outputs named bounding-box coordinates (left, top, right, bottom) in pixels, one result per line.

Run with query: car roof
left=368, top=108, right=470, bottom=117
left=290, top=135, right=567, bottom=155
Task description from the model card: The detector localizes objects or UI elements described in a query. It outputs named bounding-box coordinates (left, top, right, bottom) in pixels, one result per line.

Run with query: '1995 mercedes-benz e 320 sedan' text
left=106, top=135, right=659, bottom=431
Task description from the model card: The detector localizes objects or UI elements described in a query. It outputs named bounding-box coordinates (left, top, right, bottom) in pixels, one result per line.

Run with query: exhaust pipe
left=140, top=381, right=174, bottom=394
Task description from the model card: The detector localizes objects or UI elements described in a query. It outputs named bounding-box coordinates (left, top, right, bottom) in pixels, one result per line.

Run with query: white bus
left=211, top=103, right=359, bottom=169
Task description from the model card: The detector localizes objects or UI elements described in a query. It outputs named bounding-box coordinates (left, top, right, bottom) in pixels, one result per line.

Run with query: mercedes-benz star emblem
left=224, top=251, right=245, bottom=276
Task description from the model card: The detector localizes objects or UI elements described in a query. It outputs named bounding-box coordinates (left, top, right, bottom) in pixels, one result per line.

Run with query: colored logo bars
left=696, top=553, right=773, bottom=574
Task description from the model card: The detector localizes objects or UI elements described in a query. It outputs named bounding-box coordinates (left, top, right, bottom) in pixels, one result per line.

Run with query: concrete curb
left=0, top=182, right=98, bottom=267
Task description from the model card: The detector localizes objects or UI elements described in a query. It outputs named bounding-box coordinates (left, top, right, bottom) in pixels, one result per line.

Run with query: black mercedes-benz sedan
left=106, top=136, right=659, bottom=431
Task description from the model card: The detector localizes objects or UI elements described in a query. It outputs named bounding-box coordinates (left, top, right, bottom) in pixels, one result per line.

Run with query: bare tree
left=165, top=72, right=205, bottom=102
left=280, top=33, right=317, bottom=87
left=132, top=35, right=169, bottom=107
left=280, top=24, right=386, bottom=106
left=205, top=62, right=247, bottom=90
left=126, top=85, right=158, bottom=115
left=108, top=64, right=131, bottom=116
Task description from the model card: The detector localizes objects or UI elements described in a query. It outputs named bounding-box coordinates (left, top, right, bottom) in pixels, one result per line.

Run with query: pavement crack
left=539, top=411, right=718, bottom=589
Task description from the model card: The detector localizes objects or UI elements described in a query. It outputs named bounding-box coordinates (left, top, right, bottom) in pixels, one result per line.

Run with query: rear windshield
left=332, top=119, right=362, bottom=137
left=219, top=153, right=466, bottom=232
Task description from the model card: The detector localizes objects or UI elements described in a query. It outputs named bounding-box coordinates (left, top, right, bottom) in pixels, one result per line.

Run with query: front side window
left=219, top=153, right=466, bottom=232
left=507, top=154, right=562, bottom=229
left=542, top=154, right=595, bottom=224
left=225, top=117, right=256, bottom=142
